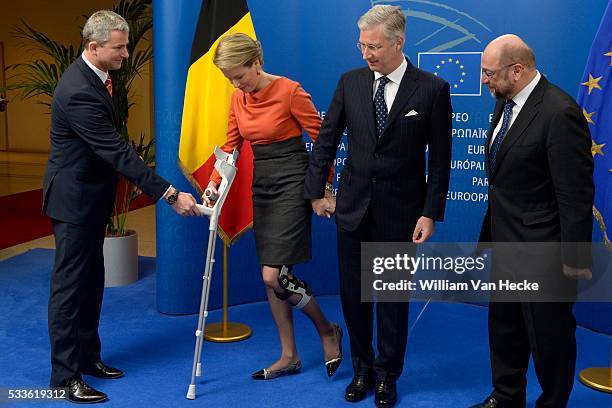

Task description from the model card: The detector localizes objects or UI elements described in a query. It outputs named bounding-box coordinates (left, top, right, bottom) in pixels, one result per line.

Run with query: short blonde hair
left=358, top=5, right=406, bottom=41
left=213, top=33, right=263, bottom=70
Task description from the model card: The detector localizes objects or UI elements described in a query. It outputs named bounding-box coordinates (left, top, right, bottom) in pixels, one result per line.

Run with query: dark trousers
left=337, top=208, right=410, bottom=383
left=48, top=219, right=106, bottom=386
left=488, top=301, right=576, bottom=408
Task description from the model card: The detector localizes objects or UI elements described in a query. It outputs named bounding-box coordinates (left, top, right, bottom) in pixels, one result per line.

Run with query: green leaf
left=7, top=0, right=155, bottom=237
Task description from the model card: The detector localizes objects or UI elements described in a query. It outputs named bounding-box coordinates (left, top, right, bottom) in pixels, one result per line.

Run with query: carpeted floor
left=0, top=249, right=610, bottom=407
left=0, top=185, right=153, bottom=250
left=0, top=189, right=52, bottom=249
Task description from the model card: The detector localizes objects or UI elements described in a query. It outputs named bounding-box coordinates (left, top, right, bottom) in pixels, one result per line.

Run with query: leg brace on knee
left=274, top=265, right=312, bottom=309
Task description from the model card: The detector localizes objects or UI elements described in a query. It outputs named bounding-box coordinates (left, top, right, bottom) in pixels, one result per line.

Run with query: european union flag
left=577, top=2, right=611, bottom=247
left=417, top=52, right=482, bottom=96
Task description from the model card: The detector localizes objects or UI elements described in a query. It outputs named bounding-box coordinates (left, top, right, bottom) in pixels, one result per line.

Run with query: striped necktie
left=105, top=77, right=113, bottom=96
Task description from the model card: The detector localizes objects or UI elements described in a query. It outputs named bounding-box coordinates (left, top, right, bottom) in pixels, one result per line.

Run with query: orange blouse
left=210, top=77, right=325, bottom=184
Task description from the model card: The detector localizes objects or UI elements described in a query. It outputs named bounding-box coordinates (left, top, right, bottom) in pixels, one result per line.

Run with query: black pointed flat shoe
left=251, top=360, right=302, bottom=380
left=325, top=323, right=343, bottom=377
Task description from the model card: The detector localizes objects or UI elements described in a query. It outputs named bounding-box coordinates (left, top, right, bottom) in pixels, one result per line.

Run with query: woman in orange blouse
left=204, top=33, right=342, bottom=380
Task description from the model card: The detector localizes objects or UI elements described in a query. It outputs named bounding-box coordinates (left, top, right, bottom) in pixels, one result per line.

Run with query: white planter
left=103, top=229, right=138, bottom=287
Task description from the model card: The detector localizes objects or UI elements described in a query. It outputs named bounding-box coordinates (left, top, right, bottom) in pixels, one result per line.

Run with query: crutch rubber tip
left=196, top=363, right=202, bottom=377
left=186, top=385, right=196, bottom=400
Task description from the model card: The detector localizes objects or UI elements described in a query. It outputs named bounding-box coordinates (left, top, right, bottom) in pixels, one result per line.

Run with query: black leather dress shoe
left=375, top=381, right=397, bottom=408
left=66, top=378, right=107, bottom=404
left=345, top=375, right=373, bottom=402
left=81, top=361, right=124, bottom=379
left=469, top=396, right=499, bottom=408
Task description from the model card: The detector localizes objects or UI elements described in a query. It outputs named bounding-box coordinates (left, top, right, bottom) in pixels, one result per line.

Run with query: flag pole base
left=579, top=367, right=612, bottom=393
left=204, top=322, right=252, bottom=342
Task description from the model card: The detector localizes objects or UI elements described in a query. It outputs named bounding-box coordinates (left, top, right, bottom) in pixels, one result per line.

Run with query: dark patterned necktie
left=374, top=76, right=391, bottom=137
left=105, top=77, right=113, bottom=96
left=489, top=99, right=516, bottom=171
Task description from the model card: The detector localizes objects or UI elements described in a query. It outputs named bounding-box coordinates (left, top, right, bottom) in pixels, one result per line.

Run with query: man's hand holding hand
left=311, top=193, right=335, bottom=219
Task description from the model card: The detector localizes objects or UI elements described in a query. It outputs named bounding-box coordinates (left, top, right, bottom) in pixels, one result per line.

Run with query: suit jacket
left=43, top=56, right=170, bottom=226
left=304, top=58, right=452, bottom=236
left=479, top=76, right=594, bottom=268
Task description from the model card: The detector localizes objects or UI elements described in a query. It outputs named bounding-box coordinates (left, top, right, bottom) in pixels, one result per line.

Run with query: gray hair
left=82, top=10, right=129, bottom=45
left=358, top=5, right=406, bottom=40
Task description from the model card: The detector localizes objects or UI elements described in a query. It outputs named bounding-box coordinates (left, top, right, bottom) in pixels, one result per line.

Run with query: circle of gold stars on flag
left=578, top=45, right=611, bottom=248
left=433, top=57, right=466, bottom=89
left=579, top=66, right=607, bottom=159
left=579, top=54, right=609, bottom=159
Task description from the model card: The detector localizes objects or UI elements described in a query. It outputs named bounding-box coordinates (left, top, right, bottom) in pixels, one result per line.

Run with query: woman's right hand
left=202, top=180, right=220, bottom=207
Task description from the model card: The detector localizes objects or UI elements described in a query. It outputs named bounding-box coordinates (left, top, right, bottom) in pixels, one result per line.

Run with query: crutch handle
left=204, top=188, right=219, bottom=202
left=195, top=204, right=214, bottom=217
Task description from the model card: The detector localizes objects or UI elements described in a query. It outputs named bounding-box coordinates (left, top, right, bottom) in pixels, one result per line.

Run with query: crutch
left=186, top=147, right=239, bottom=400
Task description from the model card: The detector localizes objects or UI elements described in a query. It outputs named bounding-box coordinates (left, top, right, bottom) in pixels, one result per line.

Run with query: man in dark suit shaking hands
left=304, top=5, right=452, bottom=407
left=471, top=35, right=594, bottom=408
left=43, top=10, right=198, bottom=403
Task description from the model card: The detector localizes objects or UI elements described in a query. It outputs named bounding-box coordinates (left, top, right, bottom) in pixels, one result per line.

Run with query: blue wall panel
left=153, top=0, right=610, bottom=334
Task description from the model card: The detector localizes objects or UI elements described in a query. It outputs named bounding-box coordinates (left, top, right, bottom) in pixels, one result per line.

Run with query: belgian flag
left=179, top=0, right=256, bottom=244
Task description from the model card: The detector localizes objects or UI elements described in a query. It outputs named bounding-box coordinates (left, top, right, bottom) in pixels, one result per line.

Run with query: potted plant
left=5, top=0, right=154, bottom=286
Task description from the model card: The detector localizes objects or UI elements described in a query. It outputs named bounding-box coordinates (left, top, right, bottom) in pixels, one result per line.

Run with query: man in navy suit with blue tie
left=43, top=10, right=198, bottom=403
left=304, top=5, right=452, bottom=407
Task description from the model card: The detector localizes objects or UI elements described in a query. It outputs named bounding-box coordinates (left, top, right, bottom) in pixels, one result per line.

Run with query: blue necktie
left=374, top=76, right=391, bottom=137
left=489, top=99, right=516, bottom=171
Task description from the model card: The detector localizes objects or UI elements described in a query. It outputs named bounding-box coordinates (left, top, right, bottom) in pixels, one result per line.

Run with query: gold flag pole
left=204, top=241, right=252, bottom=342
left=579, top=349, right=612, bottom=393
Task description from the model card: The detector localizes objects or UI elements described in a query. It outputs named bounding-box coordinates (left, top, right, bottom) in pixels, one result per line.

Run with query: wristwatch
left=325, top=182, right=334, bottom=194
left=166, top=189, right=180, bottom=205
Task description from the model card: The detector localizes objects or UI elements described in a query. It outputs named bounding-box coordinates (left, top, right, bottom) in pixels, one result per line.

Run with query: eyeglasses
left=481, top=63, right=517, bottom=79
left=356, top=42, right=384, bottom=53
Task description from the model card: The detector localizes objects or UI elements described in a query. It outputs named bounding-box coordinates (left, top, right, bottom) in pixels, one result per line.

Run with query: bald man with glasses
left=472, top=34, right=593, bottom=408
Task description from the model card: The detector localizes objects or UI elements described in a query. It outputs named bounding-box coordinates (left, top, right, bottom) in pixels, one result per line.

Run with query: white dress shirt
left=373, top=57, right=408, bottom=112
left=81, top=53, right=109, bottom=84
left=490, top=71, right=541, bottom=146
left=81, top=53, right=173, bottom=201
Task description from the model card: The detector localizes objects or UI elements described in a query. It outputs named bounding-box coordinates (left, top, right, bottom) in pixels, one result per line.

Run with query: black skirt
left=251, top=137, right=311, bottom=265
